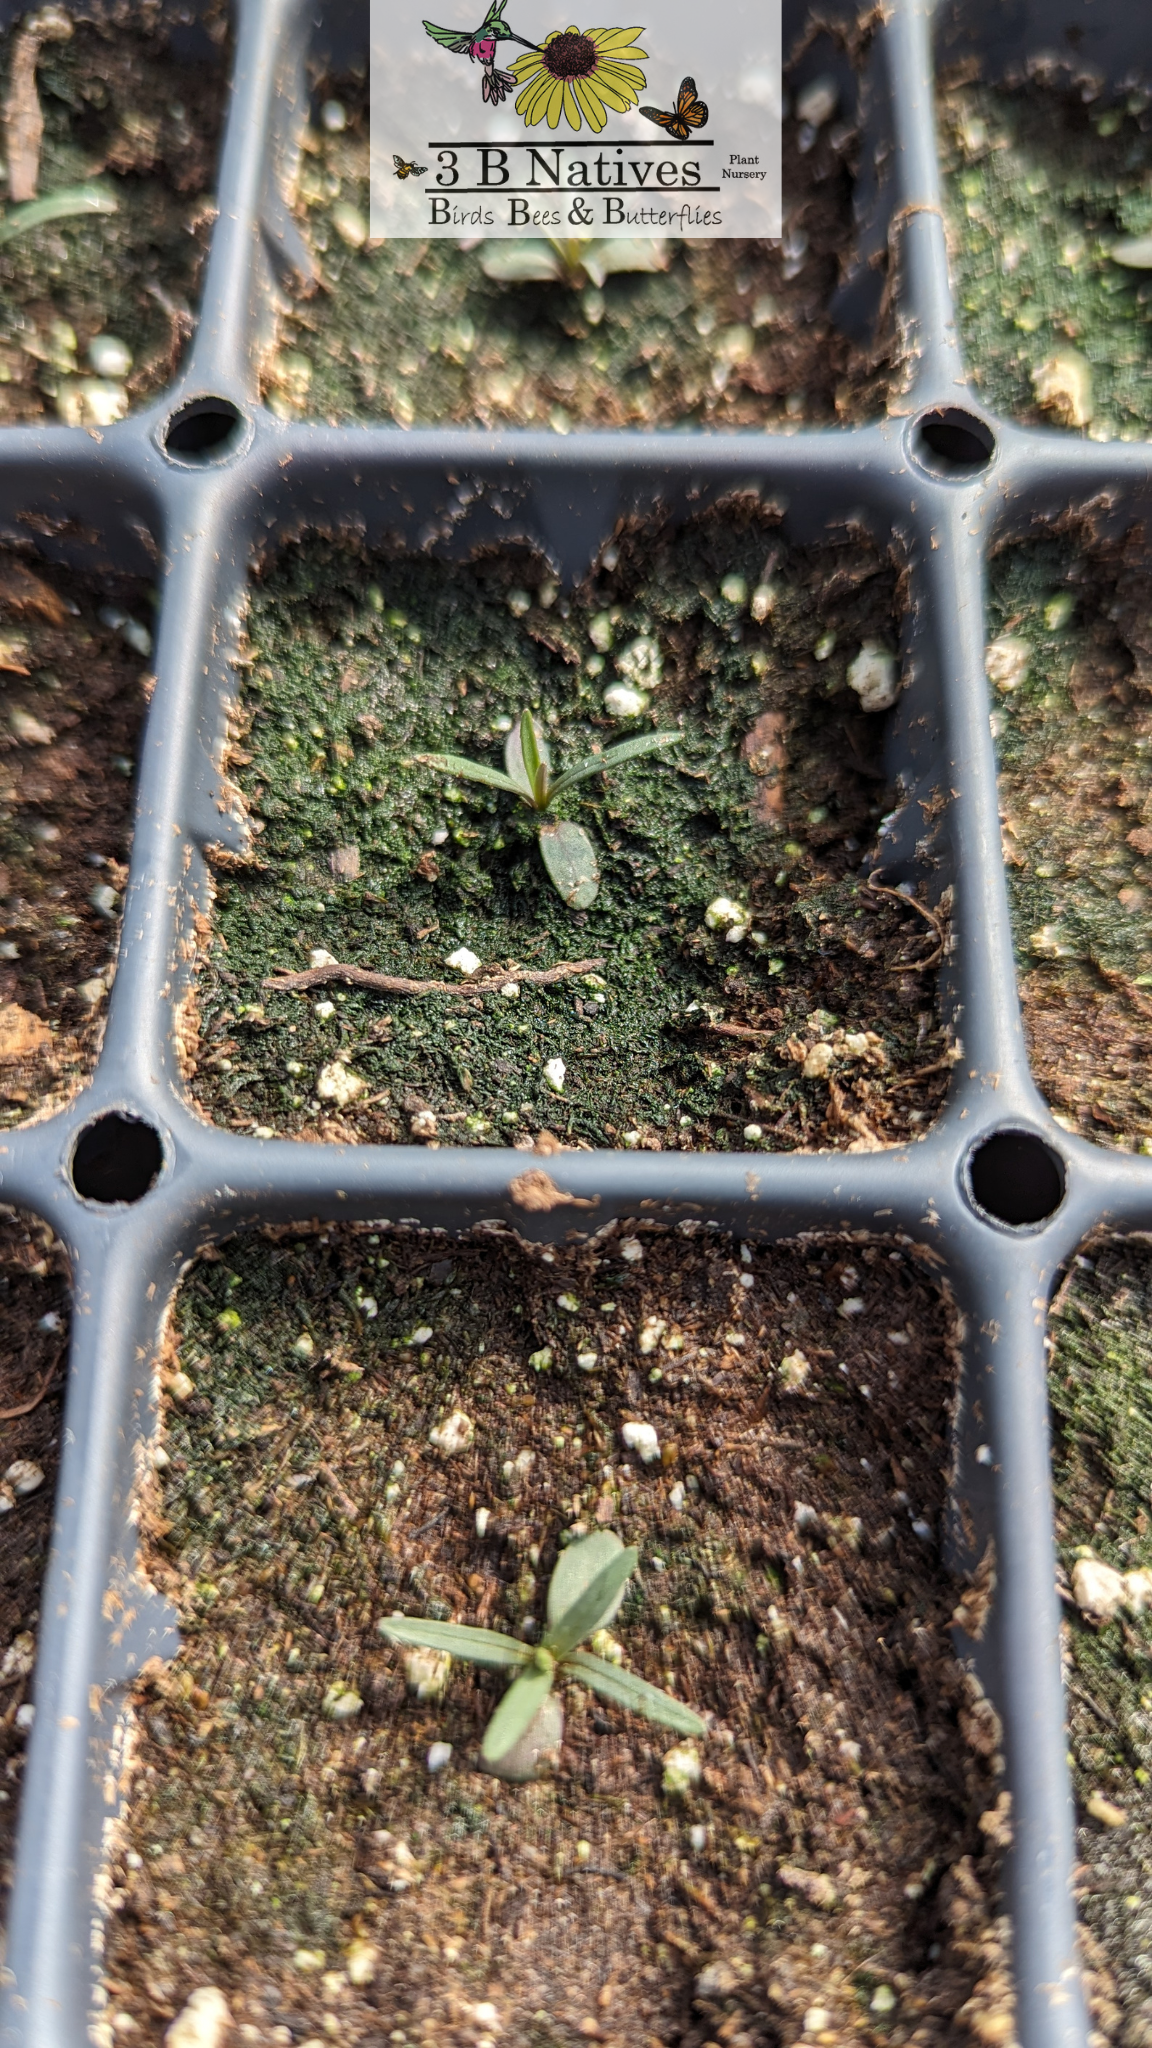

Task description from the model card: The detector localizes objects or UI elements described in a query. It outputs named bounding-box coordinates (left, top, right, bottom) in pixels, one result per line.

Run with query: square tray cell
left=103, top=1225, right=1005, bottom=2044
left=1050, top=1239, right=1152, bottom=2040
left=0, top=1214, right=69, bottom=1931
left=190, top=505, right=949, bottom=1150
left=262, top=27, right=892, bottom=430
left=937, top=67, right=1152, bottom=441
left=988, top=528, right=1152, bottom=1149
left=0, top=14, right=230, bottom=426
left=0, top=549, right=152, bottom=1128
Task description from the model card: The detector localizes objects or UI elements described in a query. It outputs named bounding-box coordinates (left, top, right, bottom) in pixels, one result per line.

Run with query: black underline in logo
left=431, top=186, right=723, bottom=195
left=427, top=139, right=716, bottom=148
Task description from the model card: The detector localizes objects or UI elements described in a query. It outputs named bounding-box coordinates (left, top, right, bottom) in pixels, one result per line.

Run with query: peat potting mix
left=4, top=6, right=1152, bottom=2048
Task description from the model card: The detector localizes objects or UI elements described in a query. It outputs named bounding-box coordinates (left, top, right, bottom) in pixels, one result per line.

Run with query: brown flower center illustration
left=542, top=31, right=597, bottom=80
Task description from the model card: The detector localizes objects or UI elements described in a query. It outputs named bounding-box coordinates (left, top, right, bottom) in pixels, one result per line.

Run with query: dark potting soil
left=1049, top=1240, right=1152, bottom=2045
left=0, top=549, right=152, bottom=1128
left=0, top=11, right=228, bottom=425
left=0, top=1209, right=70, bottom=1930
left=938, top=69, right=1152, bottom=442
left=104, top=1225, right=1009, bottom=2047
left=264, top=36, right=892, bottom=432
left=988, top=527, right=1152, bottom=1149
left=189, top=501, right=951, bottom=1153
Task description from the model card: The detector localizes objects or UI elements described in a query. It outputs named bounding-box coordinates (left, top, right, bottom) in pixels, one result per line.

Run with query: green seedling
left=0, top=182, right=117, bottom=246
left=416, top=707, right=677, bottom=907
left=379, top=1529, right=704, bottom=1766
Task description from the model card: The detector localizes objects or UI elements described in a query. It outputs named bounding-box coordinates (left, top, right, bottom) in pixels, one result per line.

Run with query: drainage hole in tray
left=71, top=1112, right=163, bottom=1203
left=162, top=397, right=246, bottom=461
left=914, top=407, right=996, bottom=475
left=967, top=1127, right=1065, bottom=1228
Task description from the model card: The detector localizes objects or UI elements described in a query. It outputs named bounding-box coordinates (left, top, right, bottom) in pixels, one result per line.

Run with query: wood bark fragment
left=4, top=10, right=73, bottom=205
left=0, top=560, right=68, bottom=624
left=507, top=1168, right=598, bottom=1214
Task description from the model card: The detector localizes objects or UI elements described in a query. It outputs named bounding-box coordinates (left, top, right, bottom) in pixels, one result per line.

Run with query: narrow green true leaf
left=544, top=1546, right=638, bottom=1658
left=543, top=759, right=611, bottom=802
left=504, top=713, right=551, bottom=801
left=565, top=1649, right=706, bottom=1734
left=413, top=751, right=525, bottom=797
left=519, top=707, right=550, bottom=808
left=481, top=1663, right=555, bottom=1762
left=0, top=182, right=117, bottom=246
left=538, top=819, right=599, bottom=909
left=546, top=1530, right=626, bottom=1630
left=548, top=731, right=679, bottom=801
left=378, top=1615, right=532, bottom=1668
left=597, top=730, right=681, bottom=771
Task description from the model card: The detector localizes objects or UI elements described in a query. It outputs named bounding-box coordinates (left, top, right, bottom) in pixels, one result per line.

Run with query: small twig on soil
left=278, top=1590, right=337, bottom=1643
left=1066, top=1680, right=1121, bottom=1731
left=318, top=1461, right=360, bottom=1520
left=739, top=1737, right=766, bottom=1787
left=750, top=1380, right=774, bottom=1422
left=264, top=957, right=606, bottom=998
left=884, top=1058, right=955, bottom=1094
left=0, top=1359, right=63, bottom=1420
left=651, top=1922, right=699, bottom=1960
left=677, top=1874, right=723, bottom=1920
left=888, top=946, right=943, bottom=973
left=409, top=1504, right=450, bottom=1539
left=703, top=1021, right=772, bottom=1043
left=866, top=874, right=945, bottom=972
left=865, top=875, right=944, bottom=934
left=745, top=1431, right=819, bottom=1451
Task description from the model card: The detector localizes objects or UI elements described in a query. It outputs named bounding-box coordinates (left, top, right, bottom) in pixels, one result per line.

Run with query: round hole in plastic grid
left=912, top=406, right=996, bottom=476
left=965, top=1127, right=1066, bottom=1229
left=162, top=396, right=248, bottom=463
left=71, top=1112, right=164, bottom=1204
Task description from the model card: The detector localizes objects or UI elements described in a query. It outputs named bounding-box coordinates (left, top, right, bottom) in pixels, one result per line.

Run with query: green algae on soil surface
left=191, top=502, right=951, bottom=1153
left=264, top=61, right=892, bottom=431
left=0, top=13, right=228, bottom=424
left=987, top=529, right=1152, bottom=1149
left=0, top=549, right=152, bottom=1127
left=106, top=1224, right=1010, bottom=2046
left=938, top=73, right=1152, bottom=440
left=1049, top=1241, right=1152, bottom=2044
left=0, top=1212, right=70, bottom=1928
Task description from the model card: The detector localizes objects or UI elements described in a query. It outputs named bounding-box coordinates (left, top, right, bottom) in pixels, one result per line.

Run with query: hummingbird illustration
left=422, top=0, right=537, bottom=105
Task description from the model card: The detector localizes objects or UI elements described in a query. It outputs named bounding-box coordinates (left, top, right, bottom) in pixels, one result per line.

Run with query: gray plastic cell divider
left=4, top=0, right=1152, bottom=2041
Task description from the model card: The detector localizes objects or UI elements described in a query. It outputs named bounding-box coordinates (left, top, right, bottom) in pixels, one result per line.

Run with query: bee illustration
left=639, top=75, right=708, bottom=141
left=393, top=153, right=429, bottom=179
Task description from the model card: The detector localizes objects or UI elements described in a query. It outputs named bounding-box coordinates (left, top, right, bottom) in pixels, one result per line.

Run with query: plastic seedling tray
left=3, top=0, right=1152, bottom=2044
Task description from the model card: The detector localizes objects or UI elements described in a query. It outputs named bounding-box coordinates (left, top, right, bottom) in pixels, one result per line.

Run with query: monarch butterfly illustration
left=393, top=153, right=429, bottom=179
left=639, top=75, right=708, bottom=141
